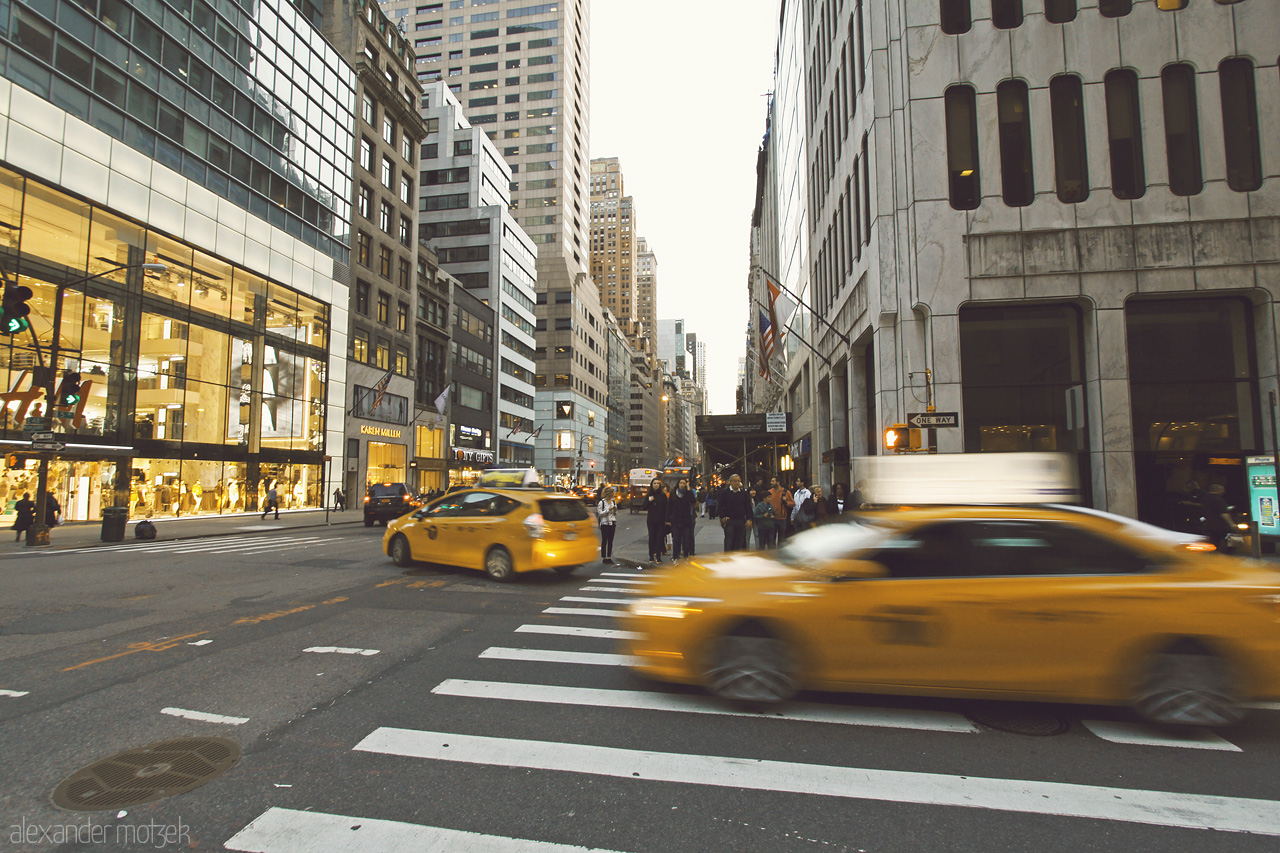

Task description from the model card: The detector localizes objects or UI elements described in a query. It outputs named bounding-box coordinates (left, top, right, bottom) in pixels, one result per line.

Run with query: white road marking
left=160, top=707, right=248, bottom=725
left=479, top=647, right=636, bottom=667
left=304, top=646, right=380, bottom=656
left=166, top=537, right=325, bottom=554
left=187, top=639, right=213, bottom=646
left=599, top=573, right=650, bottom=580
left=224, top=807, right=627, bottom=852
left=1246, top=702, right=1280, bottom=711
left=355, top=728, right=1280, bottom=836
left=578, top=586, right=645, bottom=594
left=432, top=679, right=979, bottom=733
left=541, top=607, right=625, bottom=618
left=51, top=534, right=280, bottom=555
left=515, top=624, right=641, bottom=641
left=0, top=689, right=29, bottom=698
left=1081, top=721, right=1241, bottom=751
left=560, top=595, right=635, bottom=604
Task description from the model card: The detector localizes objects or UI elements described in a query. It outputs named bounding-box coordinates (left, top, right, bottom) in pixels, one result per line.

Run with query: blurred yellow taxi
left=621, top=506, right=1280, bottom=726
left=382, top=470, right=597, bottom=581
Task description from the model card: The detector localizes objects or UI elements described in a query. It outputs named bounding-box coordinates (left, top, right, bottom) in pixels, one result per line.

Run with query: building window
left=454, top=139, right=473, bottom=155
left=377, top=292, right=390, bottom=324
left=860, top=133, right=871, bottom=243
left=362, top=95, right=375, bottom=125
left=402, top=135, right=414, bottom=164
left=1097, top=0, right=1131, bottom=14
left=380, top=201, right=393, bottom=233
left=360, top=137, right=374, bottom=172
left=356, top=280, right=371, bottom=316
left=991, top=0, right=1022, bottom=28
left=353, top=330, right=369, bottom=362
left=939, top=0, right=971, bottom=34
left=997, top=79, right=1034, bottom=207
left=1049, top=75, right=1089, bottom=204
left=400, top=175, right=413, bottom=204
left=1043, top=0, right=1076, bottom=24
left=1155, top=0, right=1187, bottom=9
left=383, top=115, right=395, bottom=144
left=382, top=156, right=394, bottom=188
left=376, top=339, right=391, bottom=370
left=396, top=347, right=410, bottom=375
left=944, top=85, right=981, bottom=210
left=422, top=142, right=439, bottom=159
left=358, top=184, right=372, bottom=219
left=357, top=231, right=372, bottom=267
left=400, top=215, right=412, bottom=246
left=399, top=258, right=412, bottom=290
left=1218, top=58, right=1262, bottom=193
left=1161, top=64, right=1203, bottom=197
left=379, top=245, right=393, bottom=278
left=1104, top=69, right=1145, bottom=200
left=397, top=301, right=409, bottom=332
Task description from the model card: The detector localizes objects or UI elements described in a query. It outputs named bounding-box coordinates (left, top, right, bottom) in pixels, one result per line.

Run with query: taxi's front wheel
left=485, top=546, right=515, bottom=582
left=704, top=625, right=797, bottom=704
left=1131, top=643, right=1243, bottom=727
left=389, top=534, right=414, bottom=568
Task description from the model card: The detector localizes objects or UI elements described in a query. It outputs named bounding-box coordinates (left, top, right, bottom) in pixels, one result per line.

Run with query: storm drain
left=52, top=737, right=240, bottom=811
left=964, top=702, right=1069, bottom=736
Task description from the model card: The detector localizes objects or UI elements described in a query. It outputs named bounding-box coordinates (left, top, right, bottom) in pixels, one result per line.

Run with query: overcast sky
left=589, top=1, right=779, bottom=415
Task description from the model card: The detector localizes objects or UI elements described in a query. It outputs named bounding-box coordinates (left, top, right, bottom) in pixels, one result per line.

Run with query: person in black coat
left=12, top=492, right=34, bottom=542
left=825, top=482, right=857, bottom=519
left=717, top=474, right=754, bottom=551
left=44, top=493, right=60, bottom=527
left=667, top=477, right=698, bottom=560
left=644, top=478, right=670, bottom=564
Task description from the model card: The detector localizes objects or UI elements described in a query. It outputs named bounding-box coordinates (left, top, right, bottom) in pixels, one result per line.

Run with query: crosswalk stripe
left=431, top=679, right=979, bottom=733
left=0, top=689, right=29, bottom=698
left=224, top=806, right=625, bottom=853
left=560, top=595, right=634, bottom=604
left=1081, top=721, right=1240, bottom=751
left=354, top=728, right=1280, bottom=836
left=515, top=625, right=641, bottom=641
left=480, top=647, right=635, bottom=667
left=53, top=534, right=277, bottom=555
left=541, top=607, right=624, bottom=618
left=166, top=537, right=324, bottom=554
left=579, top=586, right=644, bottom=594
left=593, top=576, right=649, bottom=583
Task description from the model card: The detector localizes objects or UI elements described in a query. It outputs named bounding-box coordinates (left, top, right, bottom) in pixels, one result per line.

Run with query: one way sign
left=908, top=412, right=959, bottom=429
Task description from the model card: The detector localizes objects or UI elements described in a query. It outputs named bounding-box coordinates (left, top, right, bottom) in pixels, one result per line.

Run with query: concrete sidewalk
left=10, top=507, right=362, bottom=551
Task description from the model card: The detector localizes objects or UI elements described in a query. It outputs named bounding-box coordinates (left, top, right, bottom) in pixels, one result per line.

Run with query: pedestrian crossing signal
left=884, top=424, right=924, bottom=453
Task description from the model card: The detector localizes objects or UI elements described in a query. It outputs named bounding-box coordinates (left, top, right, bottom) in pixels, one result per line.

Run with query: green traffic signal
left=55, top=371, right=82, bottom=407
left=0, top=282, right=32, bottom=336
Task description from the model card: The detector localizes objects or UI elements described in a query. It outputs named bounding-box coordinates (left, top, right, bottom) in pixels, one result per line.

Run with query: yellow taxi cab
left=382, top=469, right=598, bottom=581
left=621, top=505, right=1280, bottom=726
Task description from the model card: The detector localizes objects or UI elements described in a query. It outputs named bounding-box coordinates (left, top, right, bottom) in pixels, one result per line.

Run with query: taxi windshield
left=775, top=520, right=888, bottom=570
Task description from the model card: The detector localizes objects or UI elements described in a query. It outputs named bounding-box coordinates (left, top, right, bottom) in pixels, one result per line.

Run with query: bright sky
left=590, top=1, right=779, bottom=415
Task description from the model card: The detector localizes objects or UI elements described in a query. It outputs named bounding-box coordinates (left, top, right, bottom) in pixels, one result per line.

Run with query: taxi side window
left=962, top=520, right=1149, bottom=577
left=457, top=491, right=518, bottom=516
left=421, top=497, right=465, bottom=519
left=866, top=523, right=975, bottom=579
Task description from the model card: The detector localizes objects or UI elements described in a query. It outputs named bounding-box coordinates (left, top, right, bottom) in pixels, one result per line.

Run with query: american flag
left=765, top=273, right=798, bottom=344
left=759, top=308, right=775, bottom=379
left=369, top=368, right=395, bottom=413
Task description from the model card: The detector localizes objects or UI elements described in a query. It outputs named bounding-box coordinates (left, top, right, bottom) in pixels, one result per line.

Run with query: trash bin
left=101, top=507, right=128, bottom=542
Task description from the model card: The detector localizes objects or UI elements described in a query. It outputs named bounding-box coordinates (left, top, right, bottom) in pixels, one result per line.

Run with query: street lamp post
left=19, top=261, right=167, bottom=546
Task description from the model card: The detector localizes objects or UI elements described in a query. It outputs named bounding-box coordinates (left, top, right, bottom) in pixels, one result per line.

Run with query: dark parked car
left=364, top=483, right=416, bottom=526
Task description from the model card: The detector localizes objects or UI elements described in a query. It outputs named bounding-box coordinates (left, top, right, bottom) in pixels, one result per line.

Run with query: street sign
left=22, top=418, right=48, bottom=433
left=765, top=412, right=787, bottom=433
left=29, top=431, right=56, bottom=442
left=31, top=439, right=65, bottom=452
left=908, top=412, right=959, bottom=429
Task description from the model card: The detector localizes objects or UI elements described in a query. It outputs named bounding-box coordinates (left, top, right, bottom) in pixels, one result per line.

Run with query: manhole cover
left=52, top=737, right=240, bottom=811
left=964, top=703, right=1069, bottom=736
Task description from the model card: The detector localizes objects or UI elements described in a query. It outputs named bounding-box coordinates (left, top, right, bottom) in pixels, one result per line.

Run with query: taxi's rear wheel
left=389, top=534, right=414, bottom=568
left=1132, top=642, right=1243, bottom=727
left=704, top=624, right=797, bottom=705
left=485, top=546, right=515, bottom=582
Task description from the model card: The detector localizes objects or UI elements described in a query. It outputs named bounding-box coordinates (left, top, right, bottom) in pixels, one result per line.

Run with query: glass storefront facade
left=0, top=166, right=329, bottom=520
left=0, top=0, right=355, bottom=261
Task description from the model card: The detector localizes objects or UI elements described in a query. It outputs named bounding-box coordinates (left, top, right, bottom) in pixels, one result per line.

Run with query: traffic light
left=55, top=371, right=82, bottom=407
left=884, top=424, right=924, bottom=453
left=0, top=282, right=32, bottom=335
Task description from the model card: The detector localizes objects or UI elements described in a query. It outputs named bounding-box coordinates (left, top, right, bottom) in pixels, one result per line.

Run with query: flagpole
left=754, top=265, right=852, bottom=346
left=755, top=299, right=832, bottom=368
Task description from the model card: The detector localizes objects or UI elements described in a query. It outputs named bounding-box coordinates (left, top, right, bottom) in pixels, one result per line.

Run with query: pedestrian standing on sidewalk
left=668, top=477, right=697, bottom=560
left=766, top=477, right=794, bottom=542
left=718, top=474, right=753, bottom=551
left=333, top=487, right=346, bottom=511
left=791, top=477, right=814, bottom=533
left=696, top=485, right=707, bottom=518
left=596, top=486, right=618, bottom=564
left=12, top=492, right=33, bottom=542
left=644, top=477, right=669, bottom=565
left=261, top=481, right=280, bottom=520
left=753, top=489, right=777, bottom=548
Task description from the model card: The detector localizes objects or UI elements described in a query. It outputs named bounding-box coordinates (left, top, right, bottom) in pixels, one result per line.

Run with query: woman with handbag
left=644, top=478, right=669, bottom=565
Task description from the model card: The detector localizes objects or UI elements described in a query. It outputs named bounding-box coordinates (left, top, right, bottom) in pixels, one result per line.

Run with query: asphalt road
left=1, top=513, right=1278, bottom=852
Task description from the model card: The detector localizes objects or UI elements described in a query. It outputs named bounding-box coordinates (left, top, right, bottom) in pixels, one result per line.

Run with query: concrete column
left=1084, top=305, right=1137, bottom=516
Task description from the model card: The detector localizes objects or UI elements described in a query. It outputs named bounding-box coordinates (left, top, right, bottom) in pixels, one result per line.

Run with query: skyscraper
left=382, top=0, right=605, bottom=484
left=589, top=157, right=636, bottom=329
